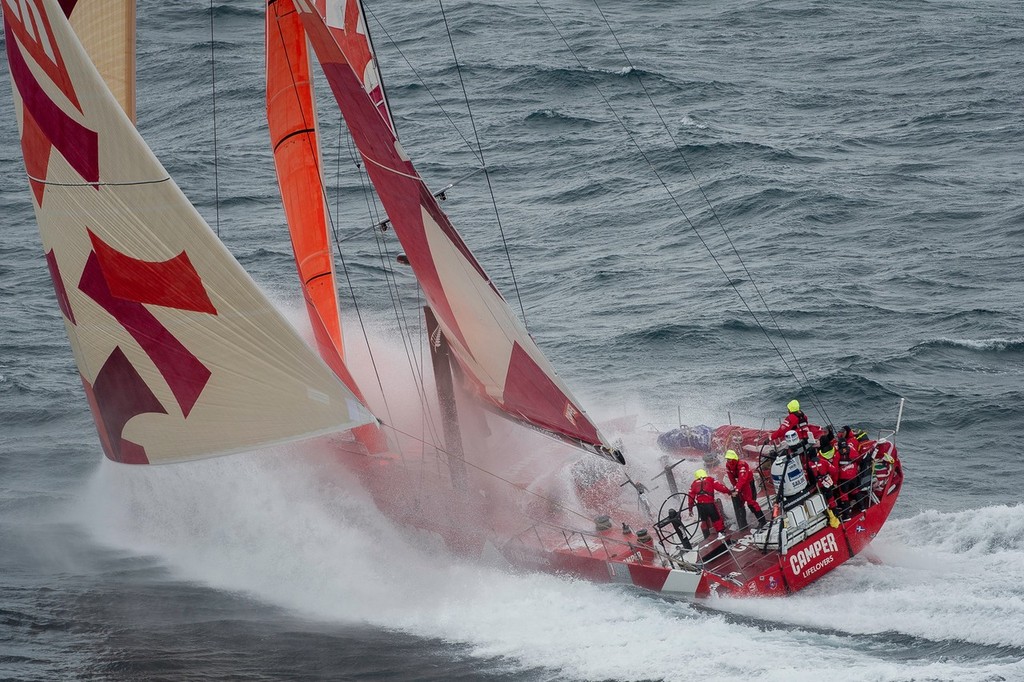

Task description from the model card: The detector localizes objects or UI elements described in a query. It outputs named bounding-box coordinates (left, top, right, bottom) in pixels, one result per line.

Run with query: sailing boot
left=826, top=508, right=840, bottom=528
left=754, top=508, right=768, bottom=529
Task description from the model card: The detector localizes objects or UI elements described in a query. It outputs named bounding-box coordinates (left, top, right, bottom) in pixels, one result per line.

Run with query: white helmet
left=784, top=430, right=800, bottom=447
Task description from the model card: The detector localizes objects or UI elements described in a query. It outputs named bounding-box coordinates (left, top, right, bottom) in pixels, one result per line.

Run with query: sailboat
left=3, top=0, right=903, bottom=599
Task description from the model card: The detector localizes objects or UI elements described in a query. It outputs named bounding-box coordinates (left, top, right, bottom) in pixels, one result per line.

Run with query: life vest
left=693, top=478, right=715, bottom=504
left=808, top=457, right=835, bottom=488
left=791, top=410, right=810, bottom=440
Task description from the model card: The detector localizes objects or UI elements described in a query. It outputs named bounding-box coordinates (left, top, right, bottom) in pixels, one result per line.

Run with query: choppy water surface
left=1, top=1, right=1022, bottom=680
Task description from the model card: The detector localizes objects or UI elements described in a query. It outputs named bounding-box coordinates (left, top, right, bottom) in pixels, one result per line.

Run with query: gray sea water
left=1, top=1, right=1023, bottom=680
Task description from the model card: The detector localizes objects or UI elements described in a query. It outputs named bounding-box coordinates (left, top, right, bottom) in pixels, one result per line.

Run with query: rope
left=437, top=0, right=529, bottom=329
left=25, top=176, right=170, bottom=187
left=337, top=117, right=447, bottom=458
left=589, top=0, right=832, bottom=426
left=363, top=4, right=481, bottom=160
left=208, top=0, right=221, bottom=237
left=536, top=0, right=829, bottom=425
left=382, top=422, right=595, bottom=525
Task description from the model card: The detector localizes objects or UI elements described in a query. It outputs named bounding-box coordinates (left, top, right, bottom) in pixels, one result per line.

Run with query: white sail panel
left=3, top=0, right=377, bottom=464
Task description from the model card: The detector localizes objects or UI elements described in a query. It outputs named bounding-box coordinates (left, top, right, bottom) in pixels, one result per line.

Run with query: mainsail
left=291, top=1, right=622, bottom=462
left=3, top=0, right=377, bottom=464
left=265, top=0, right=387, bottom=453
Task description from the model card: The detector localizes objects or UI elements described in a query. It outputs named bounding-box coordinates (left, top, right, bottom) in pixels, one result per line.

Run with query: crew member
left=687, top=469, right=731, bottom=540
left=769, top=399, right=810, bottom=443
left=836, top=425, right=860, bottom=454
left=724, top=450, right=767, bottom=529
left=807, top=444, right=841, bottom=528
left=836, top=439, right=862, bottom=514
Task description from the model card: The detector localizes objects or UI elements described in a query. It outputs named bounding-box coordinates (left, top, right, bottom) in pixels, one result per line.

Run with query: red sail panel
left=293, top=4, right=618, bottom=461
left=267, top=0, right=388, bottom=454
left=318, top=0, right=394, bottom=132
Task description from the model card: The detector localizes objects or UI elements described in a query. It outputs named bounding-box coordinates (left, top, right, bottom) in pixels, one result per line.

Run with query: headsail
left=265, top=0, right=388, bottom=453
left=3, top=0, right=377, bottom=464
left=292, top=1, right=622, bottom=462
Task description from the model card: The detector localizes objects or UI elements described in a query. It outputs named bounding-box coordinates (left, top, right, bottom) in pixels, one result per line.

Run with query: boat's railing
left=507, top=519, right=689, bottom=570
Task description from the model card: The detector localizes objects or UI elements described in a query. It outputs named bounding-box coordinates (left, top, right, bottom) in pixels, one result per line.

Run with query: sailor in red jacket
left=836, top=439, right=863, bottom=513
left=688, top=469, right=732, bottom=539
left=836, top=425, right=861, bottom=454
left=769, top=399, right=810, bottom=443
left=807, top=444, right=841, bottom=528
left=724, top=450, right=767, bottom=529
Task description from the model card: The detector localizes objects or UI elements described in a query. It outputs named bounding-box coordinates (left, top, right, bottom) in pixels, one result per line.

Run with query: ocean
left=1, top=0, right=1022, bottom=680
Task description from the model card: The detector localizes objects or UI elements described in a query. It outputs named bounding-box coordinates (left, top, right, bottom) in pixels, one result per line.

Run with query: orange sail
left=266, top=1, right=343, bottom=358
left=266, top=0, right=387, bottom=453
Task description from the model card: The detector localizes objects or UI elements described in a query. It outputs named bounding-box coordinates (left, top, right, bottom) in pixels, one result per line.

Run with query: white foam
left=74, top=457, right=1024, bottom=681
left=933, top=336, right=1024, bottom=352
left=711, top=505, right=1024, bottom=649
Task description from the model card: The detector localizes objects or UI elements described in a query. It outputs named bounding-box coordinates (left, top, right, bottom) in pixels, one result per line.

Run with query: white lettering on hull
left=789, top=532, right=840, bottom=576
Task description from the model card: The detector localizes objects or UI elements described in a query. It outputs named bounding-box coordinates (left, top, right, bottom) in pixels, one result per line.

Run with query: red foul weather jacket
left=688, top=476, right=732, bottom=511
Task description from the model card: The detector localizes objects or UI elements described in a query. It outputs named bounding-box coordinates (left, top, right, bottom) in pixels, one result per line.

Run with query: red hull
left=326, top=424, right=904, bottom=600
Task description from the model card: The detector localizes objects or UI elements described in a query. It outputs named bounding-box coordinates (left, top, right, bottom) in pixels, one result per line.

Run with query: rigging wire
left=382, top=422, right=596, bottom=525
left=588, top=0, right=832, bottom=426
left=535, top=0, right=829, bottom=425
left=208, top=0, right=221, bottom=237
left=338, top=123, right=448, bottom=459
left=437, top=0, right=529, bottom=329
left=363, top=4, right=482, bottom=162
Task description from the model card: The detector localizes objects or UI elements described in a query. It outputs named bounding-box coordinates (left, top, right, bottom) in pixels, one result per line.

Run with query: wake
left=72, top=454, right=1024, bottom=682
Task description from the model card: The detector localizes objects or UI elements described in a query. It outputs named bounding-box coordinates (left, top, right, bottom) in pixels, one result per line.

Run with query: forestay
left=3, top=0, right=377, bottom=464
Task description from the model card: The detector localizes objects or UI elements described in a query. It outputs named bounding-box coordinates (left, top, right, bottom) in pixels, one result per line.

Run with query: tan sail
left=3, top=0, right=377, bottom=464
left=68, top=0, right=136, bottom=121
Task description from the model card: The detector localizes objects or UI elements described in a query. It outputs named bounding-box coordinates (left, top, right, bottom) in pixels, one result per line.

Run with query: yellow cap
left=787, top=399, right=800, bottom=413
left=694, top=469, right=707, bottom=479
left=725, top=450, right=739, bottom=460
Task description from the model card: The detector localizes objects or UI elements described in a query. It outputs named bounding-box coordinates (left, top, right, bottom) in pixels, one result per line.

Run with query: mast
left=425, top=306, right=468, bottom=491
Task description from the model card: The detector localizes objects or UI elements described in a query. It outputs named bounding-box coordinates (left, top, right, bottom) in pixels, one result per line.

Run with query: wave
left=912, top=337, right=1024, bottom=354
left=524, top=109, right=603, bottom=127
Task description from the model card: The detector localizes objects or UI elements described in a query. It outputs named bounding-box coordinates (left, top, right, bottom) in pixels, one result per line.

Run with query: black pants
left=696, top=501, right=723, bottom=538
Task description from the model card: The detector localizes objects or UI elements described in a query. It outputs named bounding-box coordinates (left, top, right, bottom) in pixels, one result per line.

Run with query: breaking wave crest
left=913, top=337, right=1024, bottom=354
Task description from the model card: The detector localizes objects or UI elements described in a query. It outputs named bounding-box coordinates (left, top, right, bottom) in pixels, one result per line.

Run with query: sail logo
left=4, top=0, right=100, bottom=203
left=74, top=232, right=217, bottom=464
left=4, top=0, right=68, bottom=89
left=788, top=532, right=839, bottom=577
left=430, top=324, right=443, bottom=350
left=564, top=402, right=579, bottom=427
